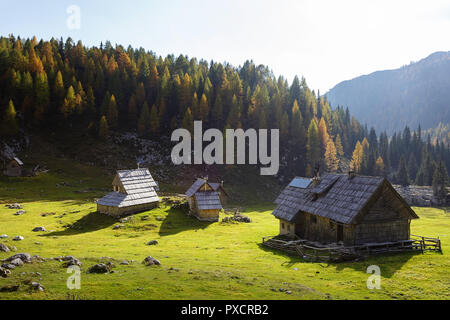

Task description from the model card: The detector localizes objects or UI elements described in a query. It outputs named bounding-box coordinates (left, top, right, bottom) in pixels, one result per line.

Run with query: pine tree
left=182, top=107, right=194, bottom=134
left=107, top=94, right=119, bottom=129
left=306, top=119, right=320, bottom=169
left=199, top=94, right=209, bottom=122
left=138, top=102, right=151, bottom=136
left=375, top=156, right=386, bottom=177
left=98, top=115, right=109, bottom=139
left=350, top=141, right=364, bottom=173
left=127, top=95, right=138, bottom=128
left=149, top=104, right=160, bottom=134
left=407, top=154, right=418, bottom=183
left=396, top=156, right=410, bottom=186
left=1, top=100, right=18, bottom=136
left=318, top=117, right=330, bottom=153
left=61, top=85, right=76, bottom=118
left=335, top=134, right=344, bottom=157
left=324, top=139, right=339, bottom=172
left=211, top=94, right=223, bottom=128
left=432, top=160, right=449, bottom=204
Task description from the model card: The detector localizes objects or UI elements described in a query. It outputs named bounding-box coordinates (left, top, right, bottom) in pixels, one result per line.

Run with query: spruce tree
left=432, top=160, right=449, bottom=204
left=396, top=156, right=410, bottom=186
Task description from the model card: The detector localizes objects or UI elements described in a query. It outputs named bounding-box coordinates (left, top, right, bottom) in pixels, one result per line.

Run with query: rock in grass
left=0, top=235, right=8, bottom=239
left=31, top=282, right=44, bottom=292
left=146, top=240, right=159, bottom=246
left=0, top=243, right=10, bottom=252
left=143, top=256, right=161, bottom=266
left=62, top=256, right=82, bottom=268
left=13, top=236, right=24, bottom=241
left=5, top=253, right=31, bottom=263
left=113, top=225, right=124, bottom=230
left=120, top=260, right=130, bottom=265
left=6, top=203, right=22, bottom=209
left=0, top=285, right=19, bottom=292
left=87, top=263, right=112, bottom=274
left=10, top=258, right=24, bottom=267
left=32, top=227, right=46, bottom=232
left=1, top=264, right=16, bottom=270
left=0, top=267, right=11, bottom=278
left=14, top=211, right=26, bottom=216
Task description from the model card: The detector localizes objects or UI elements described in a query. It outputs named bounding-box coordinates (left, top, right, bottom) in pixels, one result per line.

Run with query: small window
left=330, top=221, right=335, bottom=230
left=281, top=223, right=285, bottom=229
left=311, top=215, right=317, bottom=224
left=287, top=224, right=291, bottom=232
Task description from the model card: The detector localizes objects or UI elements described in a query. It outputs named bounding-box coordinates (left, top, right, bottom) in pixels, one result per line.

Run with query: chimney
left=348, top=170, right=356, bottom=179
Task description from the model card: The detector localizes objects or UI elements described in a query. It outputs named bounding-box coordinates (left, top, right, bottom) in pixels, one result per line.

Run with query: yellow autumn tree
left=324, top=139, right=339, bottom=172
left=350, top=141, right=364, bottom=173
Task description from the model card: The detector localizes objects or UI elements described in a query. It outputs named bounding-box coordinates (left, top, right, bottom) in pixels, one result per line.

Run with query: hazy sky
left=1, top=0, right=449, bottom=92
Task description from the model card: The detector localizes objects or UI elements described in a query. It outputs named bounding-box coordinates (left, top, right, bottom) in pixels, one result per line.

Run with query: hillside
left=326, top=52, right=450, bottom=134
left=0, top=159, right=449, bottom=300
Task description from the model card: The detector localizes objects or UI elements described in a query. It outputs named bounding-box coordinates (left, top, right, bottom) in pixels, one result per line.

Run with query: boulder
left=32, top=227, right=46, bottom=232
left=0, top=243, right=10, bottom=252
left=5, top=253, right=31, bottom=263
left=87, top=263, right=112, bottom=274
left=14, top=211, right=26, bottom=216
left=1, top=264, right=16, bottom=270
left=143, top=256, right=161, bottom=266
left=62, top=256, right=82, bottom=268
left=120, top=260, right=130, bottom=265
left=6, top=203, right=22, bottom=209
left=146, top=240, right=159, bottom=246
left=0, top=235, right=8, bottom=239
left=10, top=258, right=24, bottom=267
left=0, top=267, right=11, bottom=278
left=13, top=236, right=24, bottom=241
left=30, top=282, right=44, bottom=292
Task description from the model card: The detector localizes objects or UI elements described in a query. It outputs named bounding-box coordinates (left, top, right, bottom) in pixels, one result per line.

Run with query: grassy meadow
left=0, top=159, right=449, bottom=300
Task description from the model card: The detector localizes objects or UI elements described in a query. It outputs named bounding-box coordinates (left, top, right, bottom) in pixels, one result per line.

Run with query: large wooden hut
left=97, top=168, right=160, bottom=217
left=185, top=178, right=229, bottom=222
left=3, top=157, right=23, bottom=177
left=272, top=173, right=419, bottom=246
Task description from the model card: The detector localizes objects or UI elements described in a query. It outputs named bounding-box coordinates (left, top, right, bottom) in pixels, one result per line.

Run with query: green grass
left=0, top=161, right=449, bottom=300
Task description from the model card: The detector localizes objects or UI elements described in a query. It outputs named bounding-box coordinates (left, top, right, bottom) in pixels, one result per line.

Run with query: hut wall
left=196, top=209, right=220, bottom=221
left=294, top=212, right=354, bottom=245
left=353, top=220, right=410, bottom=245
left=4, top=162, right=22, bottom=177
left=97, top=202, right=158, bottom=217
left=279, top=219, right=296, bottom=238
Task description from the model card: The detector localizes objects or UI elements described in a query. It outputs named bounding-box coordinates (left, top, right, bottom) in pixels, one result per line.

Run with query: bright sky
left=1, top=0, right=450, bottom=92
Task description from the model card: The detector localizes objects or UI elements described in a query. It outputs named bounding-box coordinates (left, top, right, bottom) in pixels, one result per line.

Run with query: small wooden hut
left=3, top=157, right=23, bottom=177
left=272, top=173, right=419, bottom=246
left=185, top=178, right=229, bottom=222
left=97, top=168, right=160, bottom=217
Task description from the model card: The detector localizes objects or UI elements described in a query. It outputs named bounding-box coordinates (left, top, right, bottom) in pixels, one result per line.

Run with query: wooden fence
left=262, top=234, right=442, bottom=262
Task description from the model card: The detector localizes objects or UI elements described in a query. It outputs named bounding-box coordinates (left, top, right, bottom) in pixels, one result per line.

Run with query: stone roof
left=273, top=173, right=418, bottom=224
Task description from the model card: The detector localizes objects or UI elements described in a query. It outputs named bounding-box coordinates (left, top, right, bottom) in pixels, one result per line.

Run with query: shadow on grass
left=42, top=211, right=116, bottom=236
left=158, top=207, right=214, bottom=237
left=257, top=243, right=422, bottom=277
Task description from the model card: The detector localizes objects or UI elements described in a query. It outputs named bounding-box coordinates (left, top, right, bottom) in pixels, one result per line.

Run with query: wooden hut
left=272, top=173, right=419, bottom=246
left=3, top=157, right=23, bottom=177
left=185, top=178, right=229, bottom=222
left=97, top=168, right=160, bottom=217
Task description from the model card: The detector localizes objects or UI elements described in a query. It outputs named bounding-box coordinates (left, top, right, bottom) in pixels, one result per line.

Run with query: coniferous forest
left=0, top=35, right=449, bottom=189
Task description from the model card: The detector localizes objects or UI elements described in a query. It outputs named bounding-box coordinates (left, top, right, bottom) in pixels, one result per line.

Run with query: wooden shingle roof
left=273, top=173, right=418, bottom=224
left=195, top=191, right=223, bottom=210
left=97, top=168, right=159, bottom=208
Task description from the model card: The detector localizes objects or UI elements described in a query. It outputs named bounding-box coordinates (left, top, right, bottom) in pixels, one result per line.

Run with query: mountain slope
left=326, top=52, right=450, bottom=134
